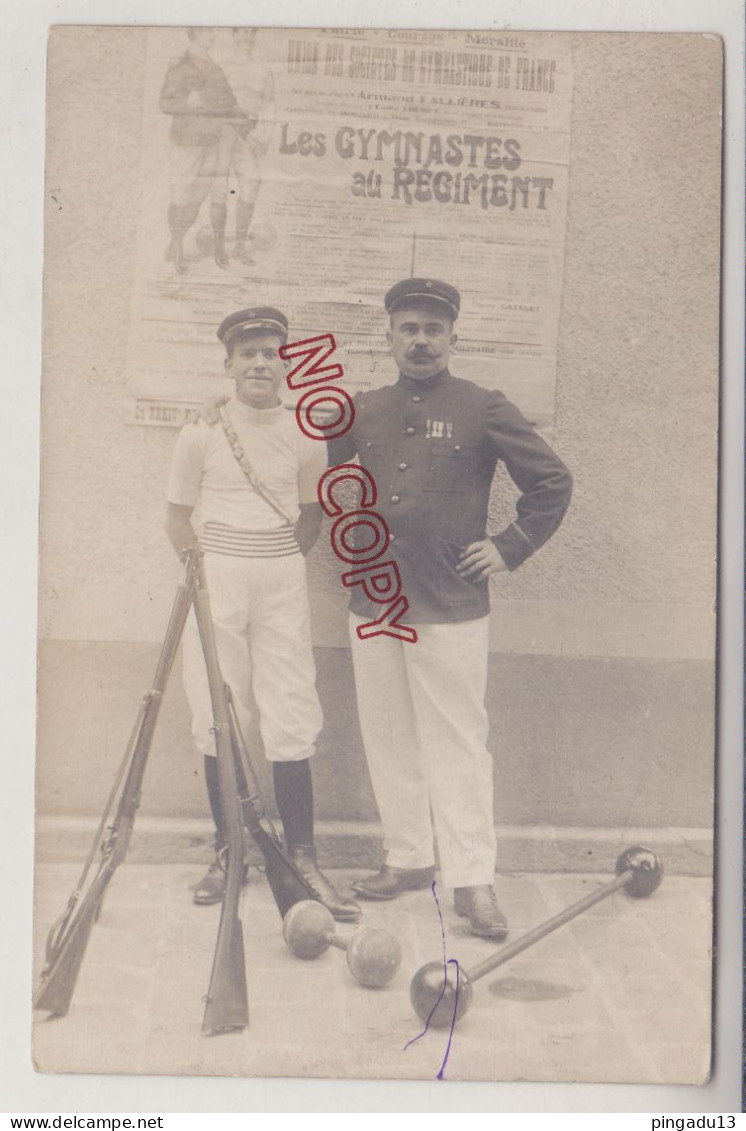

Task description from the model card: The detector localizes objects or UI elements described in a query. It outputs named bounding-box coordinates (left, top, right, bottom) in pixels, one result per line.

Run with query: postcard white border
left=2, top=0, right=742, bottom=1115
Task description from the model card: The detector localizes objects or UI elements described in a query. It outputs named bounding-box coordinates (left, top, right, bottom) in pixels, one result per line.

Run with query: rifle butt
left=34, top=557, right=199, bottom=1020
left=202, top=913, right=249, bottom=1033
left=230, top=714, right=319, bottom=918
left=33, top=898, right=101, bottom=1017
left=249, top=823, right=319, bottom=919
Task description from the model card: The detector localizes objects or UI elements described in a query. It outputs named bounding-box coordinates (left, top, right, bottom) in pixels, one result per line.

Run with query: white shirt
left=166, top=398, right=327, bottom=536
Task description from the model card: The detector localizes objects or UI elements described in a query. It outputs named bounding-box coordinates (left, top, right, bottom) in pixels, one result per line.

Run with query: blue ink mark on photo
left=403, top=880, right=460, bottom=1080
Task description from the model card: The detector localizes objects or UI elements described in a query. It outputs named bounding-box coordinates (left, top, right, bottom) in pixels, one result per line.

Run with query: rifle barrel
left=34, top=554, right=201, bottom=1017
left=193, top=566, right=250, bottom=1033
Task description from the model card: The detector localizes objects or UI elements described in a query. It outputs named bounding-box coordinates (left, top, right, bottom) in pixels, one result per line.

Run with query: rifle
left=192, top=561, right=321, bottom=1031
left=224, top=686, right=319, bottom=918
left=36, top=549, right=322, bottom=1030
left=34, top=549, right=201, bottom=1017
left=192, top=559, right=249, bottom=1032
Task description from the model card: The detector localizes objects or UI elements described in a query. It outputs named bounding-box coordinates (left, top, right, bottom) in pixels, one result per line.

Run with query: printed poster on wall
left=126, top=27, right=573, bottom=431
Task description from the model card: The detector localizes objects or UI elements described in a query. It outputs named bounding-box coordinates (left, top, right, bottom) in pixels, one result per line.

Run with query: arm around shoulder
left=325, top=392, right=362, bottom=468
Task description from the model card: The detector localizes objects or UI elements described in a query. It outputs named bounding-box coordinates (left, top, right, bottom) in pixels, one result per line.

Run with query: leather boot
left=289, top=845, right=361, bottom=923
left=193, top=844, right=249, bottom=906
left=453, top=885, right=509, bottom=940
left=193, top=847, right=226, bottom=905
left=352, top=865, right=435, bottom=901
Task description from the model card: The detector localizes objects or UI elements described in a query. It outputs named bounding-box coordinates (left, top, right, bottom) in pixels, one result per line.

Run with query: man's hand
left=455, top=539, right=509, bottom=582
left=198, top=395, right=229, bottom=426
left=294, top=502, right=323, bottom=557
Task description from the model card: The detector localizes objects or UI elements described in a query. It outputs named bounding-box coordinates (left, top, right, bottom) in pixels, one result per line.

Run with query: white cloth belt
left=199, top=521, right=299, bottom=558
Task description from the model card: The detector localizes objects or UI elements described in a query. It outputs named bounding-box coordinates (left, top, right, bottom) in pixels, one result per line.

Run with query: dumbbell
left=283, top=900, right=402, bottom=988
left=410, top=846, right=663, bottom=1029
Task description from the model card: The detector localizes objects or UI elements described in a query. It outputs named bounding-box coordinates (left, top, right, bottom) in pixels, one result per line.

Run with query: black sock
left=203, top=755, right=224, bottom=846
left=171, top=198, right=202, bottom=238
left=207, top=749, right=253, bottom=828
left=273, top=759, right=314, bottom=849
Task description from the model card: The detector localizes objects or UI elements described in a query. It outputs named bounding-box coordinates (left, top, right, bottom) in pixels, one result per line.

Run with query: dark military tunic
left=159, top=51, right=243, bottom=147
left=329, top=368, right=572, bottom=624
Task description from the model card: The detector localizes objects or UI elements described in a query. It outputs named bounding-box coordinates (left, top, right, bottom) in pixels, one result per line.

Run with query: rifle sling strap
left=218, top=406, right=295, bottom=527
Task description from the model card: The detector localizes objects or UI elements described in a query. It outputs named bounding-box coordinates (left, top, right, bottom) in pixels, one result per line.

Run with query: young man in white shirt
left=165, top=306, right=360, bottom=921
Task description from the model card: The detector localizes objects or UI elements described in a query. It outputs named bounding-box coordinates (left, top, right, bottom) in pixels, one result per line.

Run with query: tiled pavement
left=32, top=862, right=712, bottom=1085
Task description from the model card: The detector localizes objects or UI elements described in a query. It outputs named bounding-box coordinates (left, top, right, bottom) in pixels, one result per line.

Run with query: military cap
left=217, top=306, right=289, bottom=345
left=384, top=278, right=460, bottom=320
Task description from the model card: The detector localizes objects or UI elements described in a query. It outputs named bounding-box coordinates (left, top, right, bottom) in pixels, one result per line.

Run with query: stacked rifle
left=34, top=551, right=665, bottom=1040
left=34, top=549, right=319, bottom=1032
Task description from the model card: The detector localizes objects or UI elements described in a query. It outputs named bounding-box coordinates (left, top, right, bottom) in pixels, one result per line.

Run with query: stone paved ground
left=32, top=863, right=712, bottom=1085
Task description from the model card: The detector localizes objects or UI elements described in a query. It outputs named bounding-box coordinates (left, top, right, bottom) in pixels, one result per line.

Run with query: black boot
left=193, top=756, right=248, bottom=905
left=289, top=845, right=361, bottom=923
left=193, top=842, right=250, bottom=905
left=352, top=864, right=435, bottom=901
left=166, top=199, right=203, bottom=273
left=454, top=885, right=509, bottom=940
left=194, top=840, right=227, bottom=905
left=273, top=760, right=361, bottom=922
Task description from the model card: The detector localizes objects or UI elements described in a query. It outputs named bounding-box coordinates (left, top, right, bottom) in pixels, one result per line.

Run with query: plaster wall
left=37, top=31, right=720, bottom=828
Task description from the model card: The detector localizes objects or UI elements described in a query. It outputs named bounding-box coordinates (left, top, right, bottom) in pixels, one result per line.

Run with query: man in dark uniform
left=159, top=28, right=253, bottom=272
left=329, top=278, right=572, bottom=938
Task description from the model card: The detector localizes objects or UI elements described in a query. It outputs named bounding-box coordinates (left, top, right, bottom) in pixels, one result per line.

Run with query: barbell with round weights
left=410, top=846, right=663, bottom=1029
left=283, top=900, right=402, bottom=988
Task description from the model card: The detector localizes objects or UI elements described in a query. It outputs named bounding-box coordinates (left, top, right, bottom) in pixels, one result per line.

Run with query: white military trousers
left=183, top=550, right=322, bottom=762
left=349, top=614, right=497, bottom=889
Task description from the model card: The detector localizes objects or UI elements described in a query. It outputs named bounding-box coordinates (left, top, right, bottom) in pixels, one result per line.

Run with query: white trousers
left=183, top=551, right=322, bottom=762
left=349, top=614, right=497, bottom=889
